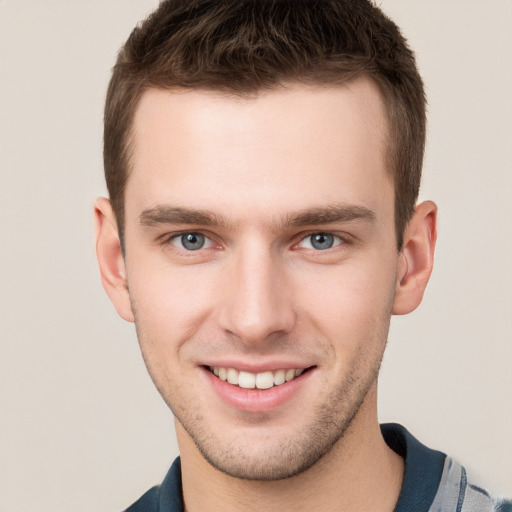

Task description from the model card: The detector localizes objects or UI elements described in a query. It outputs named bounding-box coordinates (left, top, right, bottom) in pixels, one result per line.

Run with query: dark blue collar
left=381, top=423, right=446, bottom=512
left=126, top=423, right=446, bottom=511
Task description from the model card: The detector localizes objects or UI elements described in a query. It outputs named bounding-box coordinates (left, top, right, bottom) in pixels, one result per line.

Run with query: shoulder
left=380, top=424, right=511, bottom=512
left=432, top=456, right=511, bottom=512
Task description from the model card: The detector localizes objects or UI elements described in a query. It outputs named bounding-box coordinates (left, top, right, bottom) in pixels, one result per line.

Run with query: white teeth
left=227, top=368, right=239, bottom=385
left=239, top=371, right=256, bottom=389
left=256, top=371, right=274, bottom=390
left=285, top=369, right=295, bottom=382
left=273, top=369, right=285, bottom=386
left=210, top=366, right=307, bottom=389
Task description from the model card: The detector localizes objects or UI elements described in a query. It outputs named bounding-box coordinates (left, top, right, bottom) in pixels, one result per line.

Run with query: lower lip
left=202, top=367, right=314, bottom=413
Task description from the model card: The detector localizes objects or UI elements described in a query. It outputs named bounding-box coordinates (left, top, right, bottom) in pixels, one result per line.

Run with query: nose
left=216, top=241, right=296, bottom=345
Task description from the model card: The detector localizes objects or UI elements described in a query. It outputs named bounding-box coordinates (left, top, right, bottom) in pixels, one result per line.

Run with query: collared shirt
left=124, top=423, right=511, bottom=512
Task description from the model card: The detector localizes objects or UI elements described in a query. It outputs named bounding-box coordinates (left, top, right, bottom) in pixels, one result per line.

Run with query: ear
left=393, top=201, right=437, bottom=315
left=94, top=197, right=134, bottom=322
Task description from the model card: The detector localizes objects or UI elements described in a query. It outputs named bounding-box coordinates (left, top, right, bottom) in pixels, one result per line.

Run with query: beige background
left=0, top=1, right=511, bottom=511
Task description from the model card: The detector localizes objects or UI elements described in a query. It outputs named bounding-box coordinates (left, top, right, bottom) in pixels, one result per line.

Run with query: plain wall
left=0, top=1, right=510, bottom=510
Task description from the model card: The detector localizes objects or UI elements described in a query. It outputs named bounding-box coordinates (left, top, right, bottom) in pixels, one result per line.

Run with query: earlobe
left=94, top=197, right=134, bottom=322
left=393, top=201, right=437, bottom=315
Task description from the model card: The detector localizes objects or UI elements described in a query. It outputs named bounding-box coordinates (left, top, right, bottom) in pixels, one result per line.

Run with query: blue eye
left=298, top=233, right=342, bottom=250
left=310, top=233, right=335, bottom=250
left=171, top=233, right=210, bottom=251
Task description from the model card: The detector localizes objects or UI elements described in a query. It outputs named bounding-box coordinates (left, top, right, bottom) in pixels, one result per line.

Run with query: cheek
left=294, top=258, right=396, bottom=346
left=127, top=259, right=219, bottom=351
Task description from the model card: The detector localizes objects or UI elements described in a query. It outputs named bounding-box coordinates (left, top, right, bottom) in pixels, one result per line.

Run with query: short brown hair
left=104, top=0, right=426, bottom=249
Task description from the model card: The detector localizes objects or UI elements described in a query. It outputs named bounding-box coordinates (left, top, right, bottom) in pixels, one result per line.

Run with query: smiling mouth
left=207, top=366, right=311, bottom=390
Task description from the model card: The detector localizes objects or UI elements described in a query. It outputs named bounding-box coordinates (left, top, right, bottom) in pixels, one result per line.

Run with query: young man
left=94, top=1, right=511, bottom=511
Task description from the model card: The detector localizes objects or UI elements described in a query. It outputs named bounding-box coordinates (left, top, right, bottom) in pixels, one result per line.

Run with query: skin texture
left=95, top=77, right=437, bottom=511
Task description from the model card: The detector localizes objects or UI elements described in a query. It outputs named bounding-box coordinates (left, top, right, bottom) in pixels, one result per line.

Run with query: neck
left=177, top=389, right=404, bottom=512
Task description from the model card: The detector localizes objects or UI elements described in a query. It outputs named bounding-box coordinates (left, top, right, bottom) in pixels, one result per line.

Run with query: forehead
left=127, top=79, right=392, bottom=224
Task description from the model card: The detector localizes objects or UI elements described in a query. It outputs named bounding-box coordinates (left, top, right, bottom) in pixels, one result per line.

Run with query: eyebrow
left=140, top=206, right=228, bottom=228
left=139, top=203, right=375, bottom=229
left=283, top=204, right=375, bottom=228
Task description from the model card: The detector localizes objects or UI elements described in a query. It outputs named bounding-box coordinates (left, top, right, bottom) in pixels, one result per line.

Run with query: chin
left=176, top=382, right=368, bottom=481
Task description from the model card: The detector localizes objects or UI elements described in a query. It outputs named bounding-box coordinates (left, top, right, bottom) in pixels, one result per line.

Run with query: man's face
left=122, top=78, right=400, bottom=479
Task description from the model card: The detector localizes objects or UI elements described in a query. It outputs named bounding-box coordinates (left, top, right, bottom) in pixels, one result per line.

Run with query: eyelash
left=294, top=232, right=346, bottom=251
left=161, top=231, right=216, bottom=252
left=160, top=230, right=350, bottom=253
